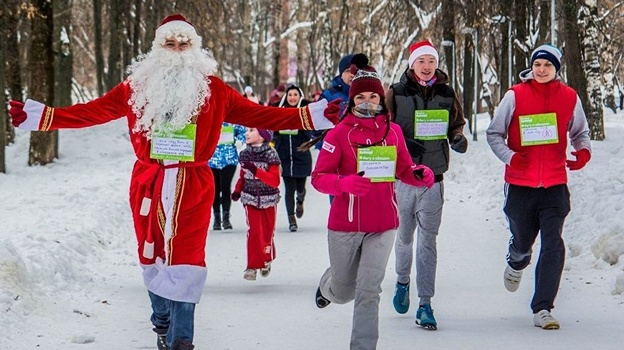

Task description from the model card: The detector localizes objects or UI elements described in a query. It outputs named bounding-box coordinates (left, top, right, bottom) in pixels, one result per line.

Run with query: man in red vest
left=486, top=44, right=591, bottom=330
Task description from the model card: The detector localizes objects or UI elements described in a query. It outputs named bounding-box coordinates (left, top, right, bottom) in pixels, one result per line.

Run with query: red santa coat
left=19, top=76, right=330, bottom=303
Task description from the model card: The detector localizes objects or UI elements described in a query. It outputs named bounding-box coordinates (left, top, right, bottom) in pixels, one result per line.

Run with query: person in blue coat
left=208, top=122, right=247, bottom=230
left=273, top=84, right=313, bottom=231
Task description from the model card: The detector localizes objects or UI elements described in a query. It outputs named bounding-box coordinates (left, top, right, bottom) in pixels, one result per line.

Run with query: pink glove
left=412, top=165, right=434, bottom=188
left=337, top=171, right=372, bottom=196
left=510, top=152, right=529, bottom=170
left=566, top=149, right=591, bottom=171
left=324, top=98, right=342, bottom=125
left=9, top=100, right=27, bottom=127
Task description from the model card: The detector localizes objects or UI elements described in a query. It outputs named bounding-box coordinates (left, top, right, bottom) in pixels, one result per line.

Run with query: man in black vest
left=385, top=40, right=467, bottom=331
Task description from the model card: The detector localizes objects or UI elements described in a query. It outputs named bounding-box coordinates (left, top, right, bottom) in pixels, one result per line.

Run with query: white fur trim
left=409, top=46, right=439, bottom=68
left=142, top=258, right=207, bottom=303
left=22, top=99, right=45, bottom=131
left=308, top=99, right=335, bottom=130
left=154, top=20, right=199, bottom=46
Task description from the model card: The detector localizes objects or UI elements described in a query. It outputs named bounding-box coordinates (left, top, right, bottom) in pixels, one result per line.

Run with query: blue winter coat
left=208, top=123, right=246, bottom=169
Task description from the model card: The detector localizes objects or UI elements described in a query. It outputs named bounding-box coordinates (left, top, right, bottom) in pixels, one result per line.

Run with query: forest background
left=1, top=0, right=623, bottom=170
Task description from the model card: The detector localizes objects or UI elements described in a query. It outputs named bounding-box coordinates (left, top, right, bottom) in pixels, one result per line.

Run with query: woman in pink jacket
left=311, top=54, right=434, bottom=350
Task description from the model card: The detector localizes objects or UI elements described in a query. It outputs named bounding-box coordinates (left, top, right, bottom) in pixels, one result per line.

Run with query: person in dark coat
left=273, top=84, right=313, bottom=231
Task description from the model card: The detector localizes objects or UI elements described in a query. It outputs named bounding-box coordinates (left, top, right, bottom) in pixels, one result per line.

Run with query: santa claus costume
left=10, top=14, right=336, bottom=350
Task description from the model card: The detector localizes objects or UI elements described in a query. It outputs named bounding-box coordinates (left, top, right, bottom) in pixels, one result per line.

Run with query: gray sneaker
left=533, top=310, right=560, bottom=329
left=504, top=265, right=523, bottom=292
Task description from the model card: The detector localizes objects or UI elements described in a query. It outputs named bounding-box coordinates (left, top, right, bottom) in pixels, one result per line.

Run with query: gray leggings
left=319, top=229, right=395, bottom=350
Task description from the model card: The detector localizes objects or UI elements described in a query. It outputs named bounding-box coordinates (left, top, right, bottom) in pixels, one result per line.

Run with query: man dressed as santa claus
left=9, top=14, right=339, bottom=350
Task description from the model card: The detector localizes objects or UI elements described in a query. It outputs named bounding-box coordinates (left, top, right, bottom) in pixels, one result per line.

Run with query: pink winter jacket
left=312, top=112, right=427, bottom=233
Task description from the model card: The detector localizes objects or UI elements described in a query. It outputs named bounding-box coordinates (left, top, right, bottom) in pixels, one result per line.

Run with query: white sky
left=1, top=110, right=623, bottom=349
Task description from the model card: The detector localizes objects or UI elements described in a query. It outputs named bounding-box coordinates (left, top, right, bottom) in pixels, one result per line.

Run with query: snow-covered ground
left=1, top=110, right=623, bottom=349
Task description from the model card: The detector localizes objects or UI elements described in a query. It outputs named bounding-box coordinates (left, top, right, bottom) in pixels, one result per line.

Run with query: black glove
left=231, top=192, right=241, bottom=201
left=405, top=139, right=426, bottom=157
left=450, top=134, right=468, bottom=153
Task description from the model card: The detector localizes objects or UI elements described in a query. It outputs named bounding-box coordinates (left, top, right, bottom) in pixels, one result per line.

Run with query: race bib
left=218, top=125, right=235, bottom=144
left=150, top=124, right=197, bottom=161
left=414, top=109, right=449, bottom=140
left=519, top=113, right=558, bottom=146
left=357, top=146, right=397, bottom=183
left=279, top=129, right=298, bottom=135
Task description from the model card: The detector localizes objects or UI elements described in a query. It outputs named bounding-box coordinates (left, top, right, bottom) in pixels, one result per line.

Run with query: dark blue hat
left=338, top=54, right=355, bottom=74
left=531, top=44, right=562, bottom=72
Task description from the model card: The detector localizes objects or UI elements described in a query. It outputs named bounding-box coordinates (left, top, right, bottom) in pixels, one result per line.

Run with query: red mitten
left=510, top=152, right=529, bottom=170
left=231, top=192, right=241, bottom=201
left=324, top=98, right=342, bottom=125
left=9, top=100, right=27, bottom=127
left=412, top=165, right=434, bottom=188
left=337, top=171, right=372, bottom=196
left=566, top=149, right=591, bottom=171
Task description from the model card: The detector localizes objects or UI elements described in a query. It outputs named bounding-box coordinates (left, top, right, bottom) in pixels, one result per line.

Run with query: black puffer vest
left=391, top=70, right=455, bottom=176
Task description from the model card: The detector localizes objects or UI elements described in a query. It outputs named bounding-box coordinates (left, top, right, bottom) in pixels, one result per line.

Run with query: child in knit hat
left=231, top=127, right=281, bottom=280
left=311, top=53, right=434, bottom=349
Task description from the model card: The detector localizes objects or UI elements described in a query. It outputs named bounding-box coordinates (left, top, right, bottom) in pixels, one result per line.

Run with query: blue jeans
left=149, top=291, right=195, bottom=346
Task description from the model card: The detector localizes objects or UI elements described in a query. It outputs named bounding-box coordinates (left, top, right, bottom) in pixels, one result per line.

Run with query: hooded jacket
left=312, top=112, right=427, bottom=233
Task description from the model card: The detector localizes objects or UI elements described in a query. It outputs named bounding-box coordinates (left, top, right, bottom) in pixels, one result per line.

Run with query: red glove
left=231, top=192, right=241, bottom=201
left=337, top=171, right=372, bottom=196
left=566, top=149, right=591, bottom=171
left=510, top=152, right=529, bottom=170
left=324, top=98, right=342, bottom=125
left=9, top=100, right=27, bottom=127
left=412, top=165, right=434, bottom=188
left=240, top=161, right=258, bottom=175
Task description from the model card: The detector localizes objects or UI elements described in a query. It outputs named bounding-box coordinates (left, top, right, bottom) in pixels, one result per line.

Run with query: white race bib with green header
left=414, top=109, right=449, bottom=140
left=519, top=113, right=558, bottom=146
left=357, top=146, right=397, bottom=183
left=279, top=129, right=298, bottom=135
left=150, top=124, right=197, bottom=161
left=218, top=125, right=235, bottom=144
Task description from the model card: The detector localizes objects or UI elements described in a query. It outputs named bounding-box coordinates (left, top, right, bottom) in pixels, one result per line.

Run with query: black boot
left=222, top=211, right=233, bottom=230
left=288, top=215, right=298, bottom=232
left=213, top=212, right=222, bottom=231
left=153, top=326, right=168, bottom=350
left=296, top=190, right=306, bottom=218
left=171, top=339, right=194, bottom=350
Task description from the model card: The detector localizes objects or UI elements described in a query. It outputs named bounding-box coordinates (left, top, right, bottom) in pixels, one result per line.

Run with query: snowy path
left=3, top=116, right=624, bottom=349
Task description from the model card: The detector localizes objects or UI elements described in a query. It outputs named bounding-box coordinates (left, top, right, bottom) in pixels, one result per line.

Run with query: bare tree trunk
left=463, top=6, right=476, bottom=135
left=513, top=0, right=530, bottom=78
left=107, top=0, right=124, bottom=89
left=500, top=3, right=512, bottom=93
left=133, top=0, right=142, bottom=57
left=441, top=0, right=455, bottom=90
left=28, top=0, right=57, bottom=166
left=578, top=1, right=605, bottom=140
left=53, top=0, right=72, bottom=160
left=0, top=1, right=7, bottom=173
left=4, top=0, right=22, bottom=144
left=320, top=0, right=334, bottom=87
left=94, top=0, right=105, bottom=96
left=538, top=0, right=550, bottom=44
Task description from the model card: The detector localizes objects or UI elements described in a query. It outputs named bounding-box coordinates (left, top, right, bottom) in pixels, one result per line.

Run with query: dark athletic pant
left=503, top=183, right=570, bottom=313
left=282, top=176, right=307, bottom=216
left=211, top=165, right=237, bottom=214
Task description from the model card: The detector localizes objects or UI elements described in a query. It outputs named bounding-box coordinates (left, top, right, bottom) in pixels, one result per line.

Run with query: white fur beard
left=127, top=46, right=218, bottom=138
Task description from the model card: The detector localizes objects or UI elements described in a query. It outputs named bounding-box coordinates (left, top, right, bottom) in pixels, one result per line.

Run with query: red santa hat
left=153, top=14, right=200, bottom=46
left=348, top=53, right=385, bottom=101
left=408, top=40, right=439, bottom=68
